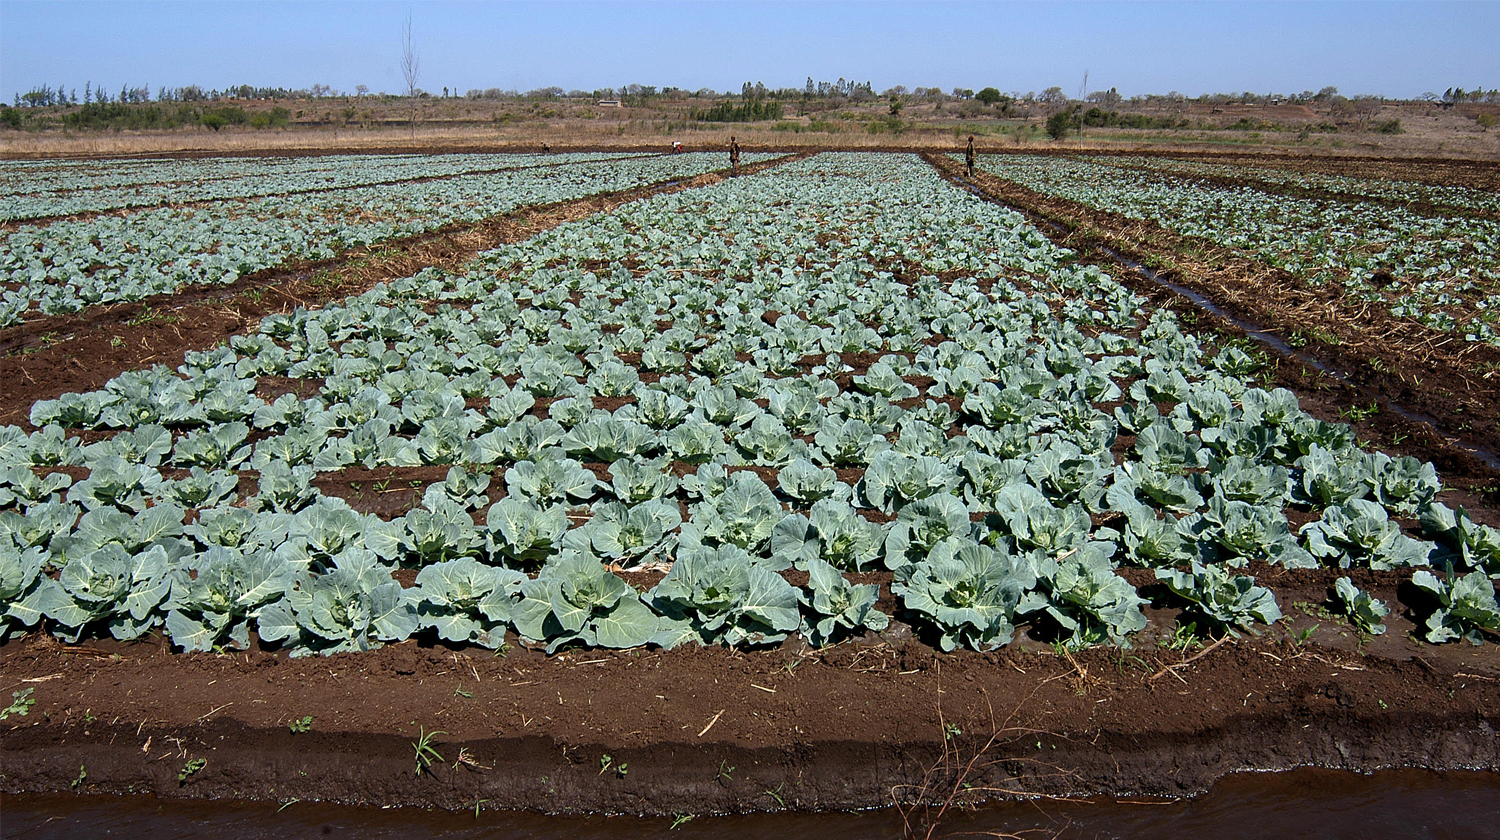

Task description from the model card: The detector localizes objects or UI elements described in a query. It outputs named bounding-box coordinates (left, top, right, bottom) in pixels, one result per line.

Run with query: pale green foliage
left=1333, top=576, right=1388, bottom=636
left=512, top=551, right=660, bottom=652
left=893, top=537, right=1036, bottom=652
left=255, top=552, right=417, bottom=657
left=1157, top=563, right=1282, bottom=635
left=797, top=557, right=889, bottom=647
left=649, top=545, right=801, bottom=648
left=1021, top=542, right=1147, bottom=647
left=1411, top=569, right=1500, bottom=645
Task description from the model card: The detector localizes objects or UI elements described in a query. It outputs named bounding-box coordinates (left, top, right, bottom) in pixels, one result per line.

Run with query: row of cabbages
left=1110, top=155, right=1500, bottom=216
left=0, top=152, right=779, bottom=327
left=0, top=152, right=646, bottom=220
left=2, top=152, right=1496, bottom=655
left=970, top=154, right=1500, bottom=346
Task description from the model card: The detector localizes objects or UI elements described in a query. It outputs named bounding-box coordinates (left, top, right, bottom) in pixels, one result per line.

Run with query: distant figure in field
left=729, top=136, right=741, bottom=175
left=965, top=135, right=976, bottom=177
left=672, top=140, right=682, bottom=153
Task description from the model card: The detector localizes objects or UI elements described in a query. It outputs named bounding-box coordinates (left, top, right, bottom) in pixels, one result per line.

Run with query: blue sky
left=1, top=1, right=1494, bottom=102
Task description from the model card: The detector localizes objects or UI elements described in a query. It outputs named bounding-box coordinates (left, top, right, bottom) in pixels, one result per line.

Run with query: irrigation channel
left=947, top=174, right=1500, bottom=474
left=6, top=769, right=1499, bottom=839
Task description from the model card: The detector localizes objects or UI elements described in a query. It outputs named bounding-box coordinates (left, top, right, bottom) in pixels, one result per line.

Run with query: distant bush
left=200, top=106, right=248, bottom=130
left=61, top=102, right=200, bottom=131
left=1079, top=108, right=1188, bottom=130
left=0, top=106, right=21, bottom=130
left=975, top=87, right=1005, bottom=106
left=1376, top=119, right=1404, bottom=135
left=1045, top=111, right=1072, bottom=141
left=249, top=107, right=291, bottom=129
left=690, top=101, right=783, bottom=122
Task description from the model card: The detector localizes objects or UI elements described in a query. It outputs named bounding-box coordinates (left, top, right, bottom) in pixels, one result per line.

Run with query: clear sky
left=1, top=0, right=1494, bottom=102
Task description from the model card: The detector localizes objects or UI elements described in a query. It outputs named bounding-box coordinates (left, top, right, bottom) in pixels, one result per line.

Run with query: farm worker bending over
left=729, top=136, right=741, bottom=175
left=673, top=140, right=682, bottom=153
left=965, top=135, right=976, bottom=177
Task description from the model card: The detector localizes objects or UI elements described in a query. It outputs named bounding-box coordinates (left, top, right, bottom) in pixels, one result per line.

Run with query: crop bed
left=2, top=151, right=1497, bottom=817
left=0, top=152, right=647, bottom=220
left=966, top=154, right=1500, bottom=345
left=0, top=151, right=778, bottom=326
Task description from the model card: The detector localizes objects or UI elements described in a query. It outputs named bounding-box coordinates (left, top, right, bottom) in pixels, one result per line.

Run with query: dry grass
left=6, top=102, right=1497, bottom=160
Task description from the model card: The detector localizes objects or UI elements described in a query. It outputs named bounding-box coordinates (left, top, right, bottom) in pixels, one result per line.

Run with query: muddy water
left=6, top=768, right=1498, bottom=840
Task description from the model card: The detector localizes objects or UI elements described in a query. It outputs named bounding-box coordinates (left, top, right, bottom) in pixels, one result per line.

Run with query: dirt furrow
left=1, top=618, right=1495, bottom=814
left=924, top=153, right=1500, bottom=506
left=1, top=153, right=660, bottom=231
left=0, top=154, right=805, bottom=428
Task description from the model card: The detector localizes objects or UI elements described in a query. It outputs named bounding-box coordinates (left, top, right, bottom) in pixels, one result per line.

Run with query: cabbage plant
left=893, top=537, right=1037, bottom=652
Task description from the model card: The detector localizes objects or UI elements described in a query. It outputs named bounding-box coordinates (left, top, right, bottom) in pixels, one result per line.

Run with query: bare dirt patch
left=1, top=586, right=1496, bottom=814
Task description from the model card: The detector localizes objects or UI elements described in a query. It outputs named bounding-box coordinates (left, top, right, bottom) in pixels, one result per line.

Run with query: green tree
left=975, top=87, right=1003, bottom=106
left=1045, top=110, right=1072, bottom=141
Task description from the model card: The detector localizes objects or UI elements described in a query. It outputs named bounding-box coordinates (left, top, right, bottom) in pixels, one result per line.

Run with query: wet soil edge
left=5, top=702, right=1497, bottom=815
left=922, top=152, right=1500, bottom=508
left=3, top=619, right=1498, bottom=817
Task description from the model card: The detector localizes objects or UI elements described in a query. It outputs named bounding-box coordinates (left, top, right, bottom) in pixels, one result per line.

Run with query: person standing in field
left=965, top=135, right=976, bottom=178
left=729, top=135, right=741, bottom=175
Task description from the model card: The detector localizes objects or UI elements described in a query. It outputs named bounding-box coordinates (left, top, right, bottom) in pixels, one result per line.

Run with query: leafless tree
left=400, top=12, right=420, bottom=138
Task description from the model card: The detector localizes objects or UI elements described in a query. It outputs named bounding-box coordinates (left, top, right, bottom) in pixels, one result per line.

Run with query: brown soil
left=5, top=148, right=1500, bottom=817
left=0, top=152, right=804, bottom=429
left=2, top=578, right=1496, bottom=815
left=923, top=152, right=1500, bottom=507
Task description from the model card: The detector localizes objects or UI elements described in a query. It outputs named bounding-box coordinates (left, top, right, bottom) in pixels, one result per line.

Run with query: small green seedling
left=289, top=715, right=313, bottom=734
left=599, top=753, right=627, bottom=777
left=178, top=758, right=207, bottom=784
left=413, top=727, right=446, bottom=777
left=765, top=782, right=786, bottom=807
left=71, top=763, right=87, bottom=790
left=2, top=688, right=36, bottom=720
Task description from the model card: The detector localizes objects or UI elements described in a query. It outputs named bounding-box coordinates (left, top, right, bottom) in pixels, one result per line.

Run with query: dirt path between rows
left=0, top=154, right=804, bottom=428
left=2, top=570, right=1497, bottom=816
left=4, top=149, right=1500, bottom=819
left=1, top=153, right=664, bottom=231
left=923, top=153, right=1500, bottom=508
left=1079, top=154, right=1500, bottom=222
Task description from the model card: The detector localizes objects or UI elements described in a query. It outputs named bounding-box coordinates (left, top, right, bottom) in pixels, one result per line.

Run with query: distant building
left=597, top=100, right=622, bottom=108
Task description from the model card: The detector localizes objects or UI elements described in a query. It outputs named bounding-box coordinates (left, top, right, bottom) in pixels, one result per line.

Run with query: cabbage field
left=967, top=154, right=1500, bottom=344
left=0, top=151, right=779, bottom=326
left=2, top=151, right=1497, bottom=659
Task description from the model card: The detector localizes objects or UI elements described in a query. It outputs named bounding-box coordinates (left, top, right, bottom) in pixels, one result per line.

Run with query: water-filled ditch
left=6, top=768, right=1498, bottom=839
left=949, top=173, right=1500, bottom=473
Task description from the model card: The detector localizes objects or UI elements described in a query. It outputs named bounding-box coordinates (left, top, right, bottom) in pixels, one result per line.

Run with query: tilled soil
left=2, top=588, right=1497, bottom=815
left=0, top=153, right=804, bottom=428
left=924, top=152, right=1500, bottom=508
left=4, top=148, right=1500, bottom=815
